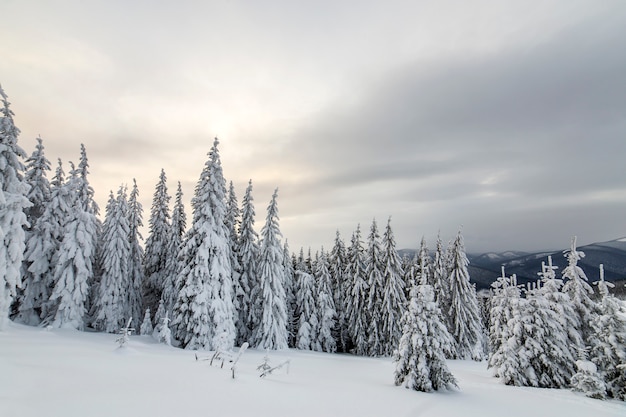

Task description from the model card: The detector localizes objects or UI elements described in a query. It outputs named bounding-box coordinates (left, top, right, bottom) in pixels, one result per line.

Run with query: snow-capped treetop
left=24, top=136, right=51, bottom=225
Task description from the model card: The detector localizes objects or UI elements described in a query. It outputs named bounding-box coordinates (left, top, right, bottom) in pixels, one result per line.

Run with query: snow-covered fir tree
left=295, top=248, right=318, bottom=350
left=488, top=273, right=525, bottom=383
left=157, top=312, right=172, bottom=346
left=92, top=187, right=131, bottom=333
left=0, top=86, right=30, bottom=329
left=48, top=162, right=97, bottom=330
left=401, top=253, right=418, bottom=300
left=346, top=225, right=369, bottom=355
left=236, top=179, right=259, bottom=345
left=432, top=233, right=450, bottom=321
left=143, top=169, right=171, bottom=320
left=446, top=230, right=485, bottom=360
left=329, top=230, right=349, bottom=352
left=172, top=139, right=235, bottom=351
left=416, top=236, right=432, bottom=287
left=487, top=267, right=513, bottom=363
left=537, top=256, right=581, bottom=376
left=24, top=160, right=68, bottom=325
left=314, top=249, right=337, bottom=353
left=225, top=182, right=242, bottom=320
left=366, top=218, right=386, bottom=356
left=152, top=298, right=167, bottom=339
left=524, top=282, right=576, bottom=388
left=140, top=308, right=154, bottom=335
left=22, top=136, right=50, bottom=229
left=127, top=179, right=144, bottom=327
left=161, top=181, right=185, bottom=317
left=76, top=144, right=100, bottom=315
left=571, top=359, right=607, bottom=400
left=252, top=189, right=288, bottom=350
left=590, top=265, right=626, bottom=400
left=15, top=137, right=52, bottom=325
left=283, top=241, right=298, bottom=348
left=380, top=217, right=406, bottom=356
left=562, top=236, right=598, bottom=346
left=394, top=283, right=457, bottom=392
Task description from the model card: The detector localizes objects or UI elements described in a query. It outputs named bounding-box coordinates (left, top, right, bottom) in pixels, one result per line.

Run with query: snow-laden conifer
left=127, top=179, right=144, bottom=327
left=76, top=144, right=100, bottom=315
left=236, top=180, right=259, bottom=345
left=394, top=283, right=457, bottom=392
left=571, top=359, right=607, bottom=399
left=329, top=230, right=348, bottom=352
left=252, top=189, right=288, bottom=350
left=22, top=136, right=51, bottom=229
left=25, top=160, right=68, bottom=324
left=140, top=308, right=154, bottom=335
left=346, top=225, right=369, bottom=355
left=143, top=169, right=171, bottom=319
left=488, top=273, right=525, bottom=383
left=283, top=241, right=298, bottom=348
left=380, top=217, right=406, bottom=356
left=562, top=236, right=598, bottom=346
left=366, top=218, right=385, bottom=356
left=161, top=182, right=186, bottom=316
left=314, top=249, right=337, bottom=353
left=16, top=137, right=52, bottom=325
left=446, top=230, right=485, bottom=360
left=538, top=256, right=581, bottom=373
left=590, top=265, right=626, bottom=400
left=92, top=188, right=131, bottom=332
left=225, top=181, right=241, bottom=311
left=172, top=138, right=235, bottom=350
left=48, top=163, right=97, bottom=330
left=295, top=249, right=318, bottom=350
left=432, top=233, right=450, bottom=319
left=416, top=236, right=432, bottom=287
left=525, top=283, right=576, bottom=388
left=158, top=312, right=172, bottom=346
left=0, top=86, right=30, bottom=329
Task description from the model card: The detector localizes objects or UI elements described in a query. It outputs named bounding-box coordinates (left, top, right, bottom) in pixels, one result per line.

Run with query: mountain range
left=400, top=237, right=626, bottom=297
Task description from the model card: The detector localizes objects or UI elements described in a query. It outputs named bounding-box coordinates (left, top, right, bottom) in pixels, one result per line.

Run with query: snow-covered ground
left=2, top=323, right=624, bottom=417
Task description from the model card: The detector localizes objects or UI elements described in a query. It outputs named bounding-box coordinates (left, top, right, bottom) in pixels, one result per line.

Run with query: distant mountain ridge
left=399, top=237, right=626, bottom=296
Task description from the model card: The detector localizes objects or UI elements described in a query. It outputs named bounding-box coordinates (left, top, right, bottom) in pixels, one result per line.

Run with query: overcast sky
left=1, top=0, right=625, bottom=253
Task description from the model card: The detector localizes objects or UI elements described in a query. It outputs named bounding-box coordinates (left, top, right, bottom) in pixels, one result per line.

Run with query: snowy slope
left=1, top=323, right=624, bottom=417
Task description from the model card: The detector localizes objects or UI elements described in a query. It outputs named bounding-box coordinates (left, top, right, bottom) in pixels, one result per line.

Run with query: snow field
left=2, top=323, right=624, bottom=417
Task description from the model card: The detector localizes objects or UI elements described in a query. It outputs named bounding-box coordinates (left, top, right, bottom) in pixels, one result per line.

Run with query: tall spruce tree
left=446, top=230, right=485, bottom=360
left=143, top=169, right=171, bottom=319
left=161, top=181, right=185, bottom=316
left=127, top=179, right=144, bottom=326
left=252, top=189, right=288, bottom=350
left=346, top=225, right=369, bottom=355
left=380, top=217, right=406, bottom=356
left=48, top=163, right=96, bottom=329
left=365, top=218, right=385, bottom=356
left=295, top=248, right=318, bottom=350
left=432, top=233, right=449, bottom=319
left=283, top=241, right=298, bottom=348
left=0, top=86, right=30, bottom=329
left=236, top=180, right=259, bottom=345
left=315, top=248, right=337, bottom=353
left=562, top=236, right=598, bottom=347
left=172, top=138, right=235, bottom=350
left=16, top=137, right=51, bottom=324
left=93, top=187, right=131, bottom=332
left=329, top=230, right=349, bottom=352
left=538, top=256, right=582, bottom=369
left=590, top=265, right=626, bottom=400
